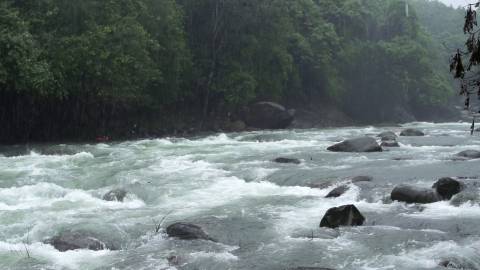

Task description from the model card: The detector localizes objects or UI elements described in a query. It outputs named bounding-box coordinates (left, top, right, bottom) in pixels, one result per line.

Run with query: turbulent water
left=1, top=122, right=480, bottom=270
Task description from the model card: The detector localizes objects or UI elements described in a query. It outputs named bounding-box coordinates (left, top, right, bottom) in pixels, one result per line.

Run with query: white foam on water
left=190, top=251, right=238, bottom=261
left=0, top=183, right=145, bottom=211
left=160, top=176, right=327, bottom=217
left=0, top=241, right=115, bottom=270
left=404, top=200, right=480, bottom=219
left=359, top=239, right=480, bottom=270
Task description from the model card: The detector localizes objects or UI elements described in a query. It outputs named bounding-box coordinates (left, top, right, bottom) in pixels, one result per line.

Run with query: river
left=1, top=122, right=480, bottom=270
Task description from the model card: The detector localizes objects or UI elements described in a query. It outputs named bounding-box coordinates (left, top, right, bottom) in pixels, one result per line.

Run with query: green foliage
left=0, top=0, right=464, bottom=141
left=0, top=2, right=54, bottom=95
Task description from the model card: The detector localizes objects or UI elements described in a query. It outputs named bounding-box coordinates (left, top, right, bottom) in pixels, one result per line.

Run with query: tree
left=450, top=1, right=480, bottom=133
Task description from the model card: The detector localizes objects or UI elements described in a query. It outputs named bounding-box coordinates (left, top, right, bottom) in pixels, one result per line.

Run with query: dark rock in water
left=432, top=177, right=462, bottom=200
left=326, top=185, right=349, bottom=198
left=47, top=231, right=116, bottom=252
left=381, top=140, right=400, bottom=147
left=327, top=137, right=382, bottom=153
left=245, top=102, right=295, bottom=129
left=273, top=157, right=301, bottom=165
left=103, top=189, right=127, bottom=202
left=351, top=176, right=373, bottom=183
left=391, top=185, right=441, bottom=204
left=166, top=223, right=214, bottom=241
left=400, top=128, right=425, bottom=136
left=456, top=150, right=480, bottom=160
left=320, top=205, right=365, bottom=229
left=377, top=131, right=397, bottom=141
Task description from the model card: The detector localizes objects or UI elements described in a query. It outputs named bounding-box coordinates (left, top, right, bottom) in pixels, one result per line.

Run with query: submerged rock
left=351, top=176, right=373, bottom=183
left=308, top=181, right=334, bottom=190
left=47, top=231, right=116, bottom=252
left=320, top=204, right=365, bottom=229
left=377, top=131, right=397, bottom=141
left=327, top=137, right=382, bottom=153
left=166, top=223, right=214, bottom=241
left=456, top=150, right=480, bottom=160
left=433, top=177, right=462, bottom=200
left=391, top=185, right=441, bottom=204
left=400, top=128, right=425, bottom=136
left=325, top=185, right=349, bottom=198
left=103, top=189, right=127, bottom=202
left=381, top=140, right=400, bottom=147
left=351, top=175, right=373, bottom=183
left=245, top=102, right=295, bottom=129
left=273, top=157, right=301, bottom=165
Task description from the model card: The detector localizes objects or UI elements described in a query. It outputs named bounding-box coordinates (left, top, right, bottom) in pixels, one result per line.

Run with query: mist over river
left=1, top=122, right=480, bottom=270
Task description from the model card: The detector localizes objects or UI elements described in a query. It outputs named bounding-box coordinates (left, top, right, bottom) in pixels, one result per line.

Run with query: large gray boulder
left=456, top=150, right=480, bottom=160
left=377, top=131, right=397, bottom=141
left=47, top=231, right=117, bottom=252
left=166, top=223, right=214, bottom=241
left=327, top=137, right=382, bottom=153
left=320, top=205, right=365, bottom=229
left=391, top=185, right=441, bottom=204
left=400, top=128, right=425, bottom=136
left=245, top=102, right=295, bottom=129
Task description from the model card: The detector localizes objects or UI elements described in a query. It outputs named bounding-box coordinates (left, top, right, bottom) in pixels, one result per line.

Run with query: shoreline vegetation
left=0, top=0, right=466, bottom=144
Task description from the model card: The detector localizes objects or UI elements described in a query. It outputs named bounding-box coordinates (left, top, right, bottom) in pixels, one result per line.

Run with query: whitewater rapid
left=1, top=122, right=480, bottom=270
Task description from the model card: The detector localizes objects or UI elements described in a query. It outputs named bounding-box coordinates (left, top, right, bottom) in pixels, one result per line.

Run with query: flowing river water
left=1, top=122, right=480, bottom=270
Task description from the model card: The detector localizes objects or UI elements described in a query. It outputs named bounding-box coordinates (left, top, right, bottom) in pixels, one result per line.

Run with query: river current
left=1, top=122, right=480, bottom=270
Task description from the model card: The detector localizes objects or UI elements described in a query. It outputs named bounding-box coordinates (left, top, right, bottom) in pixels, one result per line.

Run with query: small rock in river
left=273, top=157, right=301, bottom=164
left=103, top=188, right=127, bottom=202
left=166, top=222, right=214, bottom=241
left=320, top=204, right=365, bottom=229
left=327, top=137, right=382, bottom=153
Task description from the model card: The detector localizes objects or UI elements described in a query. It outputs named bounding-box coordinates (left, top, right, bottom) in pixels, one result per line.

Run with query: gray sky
left=438, top=0, right=468, bottom=8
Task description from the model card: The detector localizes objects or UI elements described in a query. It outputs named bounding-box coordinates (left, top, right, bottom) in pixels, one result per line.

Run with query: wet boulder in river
left=320, top=204, right=365, bottom=229
left=377, top=131, right=397, bottom=141
left=456, top=150, right=480, bottom=160
left=273, top=157, right=301, bottom=165
left=327, top=137, right=382, bottom=153
left=400, top=128, right=425, bottom=136
left=166, top=223, right=214, bottom=241
left=432, top=177, right=462, bottom=200
left=391, top=185, right=441, bottom=204
left=47, top=231, right=117, bottom=252
left=245, top=102, right=295, bottom=129
left=381, top=140, right=400, bottom=147
left=325, top=185, right=349, bottom=198
left=103, top=188, right=127, bottom=202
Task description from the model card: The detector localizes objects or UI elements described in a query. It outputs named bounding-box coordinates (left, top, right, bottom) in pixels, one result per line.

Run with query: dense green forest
left=0, top=0, right=465, bottom=143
